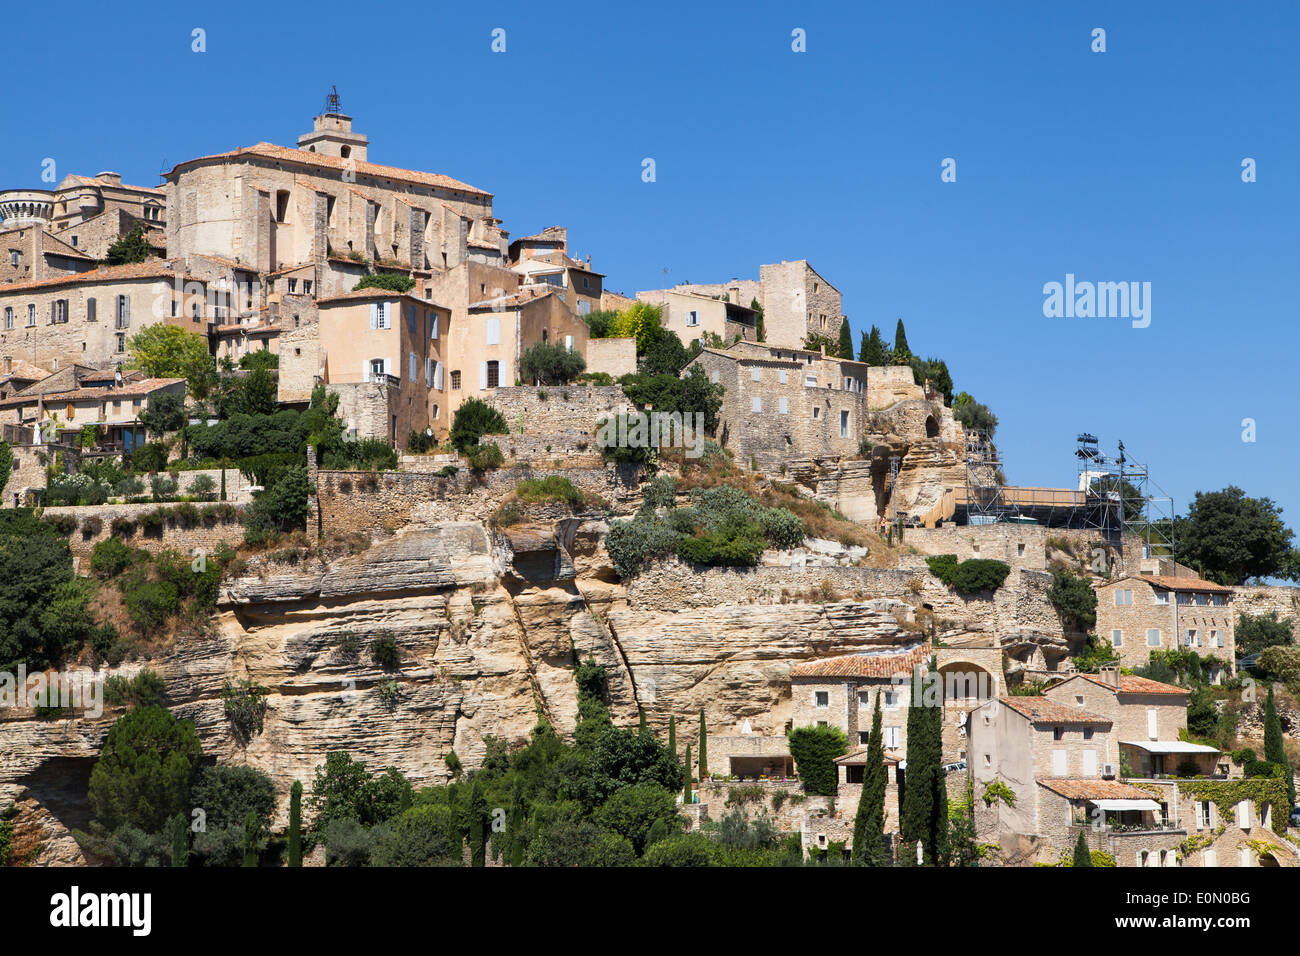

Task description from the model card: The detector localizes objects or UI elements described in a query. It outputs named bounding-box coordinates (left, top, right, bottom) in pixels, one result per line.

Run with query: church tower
left=297, top=86, right=369, bottom=162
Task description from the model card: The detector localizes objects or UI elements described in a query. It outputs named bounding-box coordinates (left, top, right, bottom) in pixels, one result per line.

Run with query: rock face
left=1, top=503, right=1060, bottom=864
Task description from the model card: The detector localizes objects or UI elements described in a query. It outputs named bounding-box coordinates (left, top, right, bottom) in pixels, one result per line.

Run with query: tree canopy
left=126, top=325, right=217, bottom=398
left=1179, top=486, right=1295, bottom=585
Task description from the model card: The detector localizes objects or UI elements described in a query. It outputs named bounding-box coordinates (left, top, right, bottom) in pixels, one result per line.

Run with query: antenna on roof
left=324, top=85, right=343, bottom=114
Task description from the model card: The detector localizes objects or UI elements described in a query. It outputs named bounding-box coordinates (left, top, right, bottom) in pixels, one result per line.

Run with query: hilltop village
left=0, top=96, right=1296, bottom=870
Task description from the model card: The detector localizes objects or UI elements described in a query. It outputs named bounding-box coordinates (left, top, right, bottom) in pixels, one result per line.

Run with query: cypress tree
left=1073, top=831, right=1093, bottom=867
left=638, top=706, right=648, bottom=737
left=860, top=325, right=887, bottom=365
left=668, top=715, right=677, bottom=757
left=1263, top=686, right=1294, bottom=805
left=287, top=780, right=303, bottom=867
left=751, top=298, right=765, bottom=341
left=893, top=318, right=911, bottom=359
left=837, top=318, right=854, bottom=361
left=684, top=745, right=693, bottom=804
left=468, top=779, right=490, bottom=867
left=852, top=690, right=887, bottom=865
left=900, top=667, right=946, bottom=863
left=926, top=700, right=948, bottom=864
left=241, top=810, right=260, bottom=867
left=699, top=710, right=708, bottom=779
left=167, top=811, right=188, bottom=868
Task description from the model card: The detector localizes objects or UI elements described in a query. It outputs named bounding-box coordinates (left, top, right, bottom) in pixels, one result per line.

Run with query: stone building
left=0, top=171, right=166, bottom=269
left=789, top=643, right=930, bottom=753
left=668, top=260, right=844, bottom=350
left=633, top=287, right=758, bottom=348
left=508, top=227, right=603, bottom=317
left=0, top=224, right=96, bottom=286
left=1095, top=574, right=1235, bottom=681
left=312, top=289, right=450, bottom=447
left=684, top=341, right=870, bottom=472
left=0, top=262, right=208, bottom=374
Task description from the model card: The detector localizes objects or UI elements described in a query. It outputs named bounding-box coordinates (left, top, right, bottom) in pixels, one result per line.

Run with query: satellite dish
left=425, top=428, right=433, bottom=437
left=114, top=370, right=122, bottom=385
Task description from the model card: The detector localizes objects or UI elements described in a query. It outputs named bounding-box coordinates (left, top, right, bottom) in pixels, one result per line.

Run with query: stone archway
left=925, top=415, right=939, bottom=438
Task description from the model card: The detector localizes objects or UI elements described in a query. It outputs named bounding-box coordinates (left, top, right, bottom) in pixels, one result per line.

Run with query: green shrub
left=466, top=442, right=504, bottom=471
left=1048, top=568, right=1097, bottom=631
left=353, top=273, right=415, bottom=293
left=221, top=679, right=270, bottom=744
left=102, top=669, right=167, bottom=709
left=950, top=559, right=1011, bottom=595
left=110, top=516, right=137, bottom=538
left=642, top=474, right=677, bottom=510
left=519, top=341, right=586, bottom=385
left=187, top=473, right=217, bottom=500
left=41, top=514, right=78, bottom=535
left=926, top=554, right=959, bottom=584
left=122, top=578, right=181, bottom=631
left=80, top=515, right=103, bottom=538
left=515, top=476, right=586, bottom=508
left=371, top=633, right=400, bottom=670
left=130, top=442, right=169, bottom=473
left=449, top=398, right=508, bottom=455
left=90, top=537, right=135, bottom=578
left=787, top=724, right=849, bottom=796
left=605, top=511, right=681, bottom=579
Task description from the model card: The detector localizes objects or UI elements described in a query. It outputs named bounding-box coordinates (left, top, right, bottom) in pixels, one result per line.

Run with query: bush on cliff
left=449, top=398, right=508, bottom=456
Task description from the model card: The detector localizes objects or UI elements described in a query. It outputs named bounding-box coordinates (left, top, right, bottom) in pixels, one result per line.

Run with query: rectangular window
left=3, top=307, right=11, bottom=330
left=1114, top=589, right=1132, bottom=606
left=883, top=691, right=898, bottom=709
left=1185, top=629, right=1198, bottom=647
left=406, top=305, right=416, bottom=333
left=27, top=304, right=36, bottom=327
left=409, top=352, right=417, bottom=382
left=812, top=406, right=820, bottom=419
left=688, top=310, right=699, bottom=327
left=430, top=313, right=439, bottom=340
left=804, top=374, right=816, bottom=388
left=369, top=359, right=385, bottom=381
left=288, top=278, right=297, bottom=294
left=426, top=358, right=433, bottom=387
left=778, top=397, right=788, bottom=415
left=1147, top=629, right=1161, bottom=647
left=1212, top=629, right=1222, bottom=648
left=485, top=317, right=500, bottom=345
left=86, top=298, right=96, bottom=322
left=751, top=396, right=762, bottom=413
left=373, top=302, right=388, bottom=329
left=857, top=692, right=870, bottom=707
left=884, top=727, right=900, bottom=749
left=486, top=360, right=500, bottom=388
left=1111, top=629, right=1123, bottom=648
left=450, top=370, right=461, bottom=390
left=778, top=368, right=787, bottom=384
left=815, top=691, right=829, bottom=708
left=115, top=333, right=125, bottom=353
left=840, top=410, right=849, bottom=437
left=751, top=367, right=760, bottom=382
left=1154, top=591, right=1169, bottom=605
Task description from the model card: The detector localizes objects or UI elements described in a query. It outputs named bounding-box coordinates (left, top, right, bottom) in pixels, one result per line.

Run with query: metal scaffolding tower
left=1075, top=434, right=1175, bottom=554
left=963, top=430, right=1006, bottom=524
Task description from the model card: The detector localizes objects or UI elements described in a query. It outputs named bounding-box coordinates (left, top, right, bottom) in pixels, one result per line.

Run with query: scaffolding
left=1074, top=434, right=1175, bottom=554
left=963, top=430, right=1007, bottom=524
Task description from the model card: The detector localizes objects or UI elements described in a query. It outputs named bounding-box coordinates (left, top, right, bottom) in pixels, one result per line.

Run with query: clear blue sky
left=3, top=1, right=1297, bottom=524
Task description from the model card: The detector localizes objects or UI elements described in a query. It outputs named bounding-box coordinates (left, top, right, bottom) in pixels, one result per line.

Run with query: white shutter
left=486, top=317, right=500, bottom=345
left=565, top=335, right=573, bottom=352
left=1052, top=750, right=1067, bottom=776
left=430, top=313, right=438, bottom=340
left=363, top=360, right=371, bottom=383
left=369, top=303, right=378, bottom=329
left=1147, top=708, right=1158, bottom=740
left=383, top=357, right=391, bottom=377
left=410, top=352, right=417, bottom=381
left=435, top=361, right=443, bottom=390
left=1081, top=750, right=1097, bottom=776
left=426, top=358, right=433, bottom=387
left=479, top=362, right=487, bottom=390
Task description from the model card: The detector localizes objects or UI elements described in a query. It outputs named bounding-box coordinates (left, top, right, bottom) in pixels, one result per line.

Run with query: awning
left=1120, top=741, right=1220, bottom=754
left=1091, top=799, right=1162, bottom=812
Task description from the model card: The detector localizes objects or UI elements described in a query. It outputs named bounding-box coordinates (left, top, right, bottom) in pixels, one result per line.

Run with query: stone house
left=0, top=224, right=96, bottom=286
left=789, top=643, right=930, bottom=754
left=0, top=262, right=208, bottom=375
left=1095, top=574, right=1235, bottom=681
left=510, top=247, right=603, bottom=317
left=669, top=260, right=844, bottom=350
left=633, top=287, right=758, bottom=348
left=313, top=290, right=450, bottom=447
left=684, top=341, right=870, bottom=472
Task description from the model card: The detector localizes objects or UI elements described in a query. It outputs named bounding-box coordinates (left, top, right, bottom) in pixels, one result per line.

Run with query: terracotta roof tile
left=1132, top=574, right=1234, bottom=595
left=1037, top=779, right=1157, bottom=800
left=997, top=696, right=1111, bottom=725
left=0, top=377, right=184, bottom=408
left=0, top=261, right=182, bottom=295
left=790, top=644, right=932, bottom=680
left=165, top=142, right=489, bottom=198
left=1077, top=674, right=1189, bottom=696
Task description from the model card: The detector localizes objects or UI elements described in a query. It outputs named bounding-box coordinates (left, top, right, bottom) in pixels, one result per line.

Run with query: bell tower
left=297, top=86, right=369, bottom=162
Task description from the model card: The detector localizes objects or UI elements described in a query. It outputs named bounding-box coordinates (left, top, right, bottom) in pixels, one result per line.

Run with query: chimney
left=1098, top=664, right=1121, bottom=689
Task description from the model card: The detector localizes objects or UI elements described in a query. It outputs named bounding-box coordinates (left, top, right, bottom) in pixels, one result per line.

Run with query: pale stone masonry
left=1094, top=573, right=1235, bottom=681
left=684, top=341, right=869, bottom=472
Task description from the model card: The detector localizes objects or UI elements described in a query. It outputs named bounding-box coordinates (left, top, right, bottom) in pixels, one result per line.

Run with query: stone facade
left=1095, top=574, right=1235, bottom=679
left=685, top=341, right=870, bottom=472
left=583, top=336, right=636, bottom=379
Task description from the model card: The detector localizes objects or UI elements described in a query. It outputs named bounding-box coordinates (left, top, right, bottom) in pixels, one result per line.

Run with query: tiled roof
left=194, top=253, right=258, bottom=272
left=40, top=233, right=94, bottom=261
left=0, top=361, right=50, bottom=383
left=997, top=696, right=1110, bottom=725
left=468, top=287, right=557, bottom=310
left=164, top=142, right=489, bottom=198
left=835, top=746, right=902, bottom=766
left=790, top=644, right=932, bottom=680
left=1037, top=779, right=1157, bottom=801
left=63, top=174, right=164, bottom=195
left=0, top=377, right=184, bottom=408
left=0, top=261, right=180, bottom=295
left=1132, top=574, right=1234, bottom=595
left=1076, top=674, right=1189, bottom=697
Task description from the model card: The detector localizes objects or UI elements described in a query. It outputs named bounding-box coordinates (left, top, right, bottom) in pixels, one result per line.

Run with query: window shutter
left=410, top=352, right=417, bottom=381
left=123, top=296, right=130, bottom=326
left=363, top=360, right=371, bottom=383
left=430, top=313, right=438, bottom=340
left=565, top=335, right=574, bottom=352
left=383, top=357, right=391, bottom=377
left=486, top=317, right=500, bottom=345
left=479, top=362, right=487, bottom=390
left=426, top=358, right=432, bottom=387
left=435, top=362, right=443, bottom=390
left=369, top=303, right=378, bottom=330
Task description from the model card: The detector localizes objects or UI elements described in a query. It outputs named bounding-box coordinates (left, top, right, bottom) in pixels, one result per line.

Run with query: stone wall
left=313, top=462, right=642, bottom=537
left=1, top=441, right=48, bottom=506
left=41, top=501, right=246, bottom=567
left=1231, top=583, right=1300, bottom=644
left=584, top=337, right=636, bottom=378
